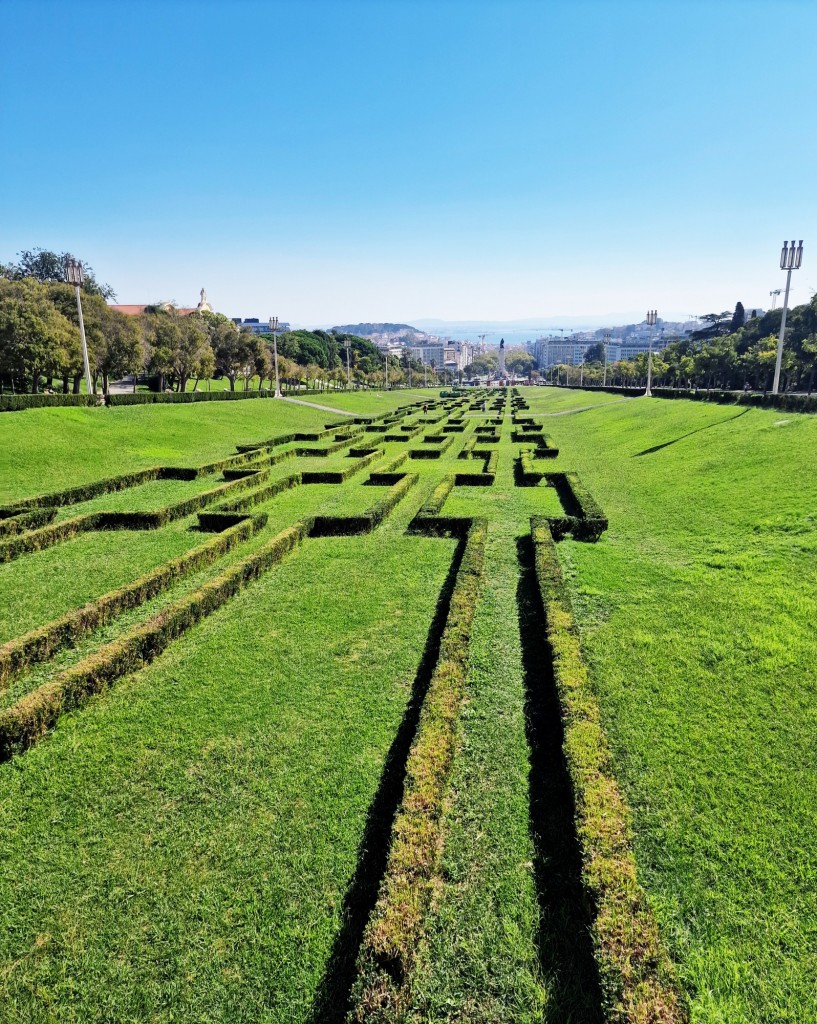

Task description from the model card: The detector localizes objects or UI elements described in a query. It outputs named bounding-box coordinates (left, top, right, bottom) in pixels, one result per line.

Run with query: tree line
left=547, top=298, right=817, bottom=392
left=0, top=250, right=437, bottom=394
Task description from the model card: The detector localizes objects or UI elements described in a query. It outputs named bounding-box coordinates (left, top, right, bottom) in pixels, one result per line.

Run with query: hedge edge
left=530, top=517, right=687, bottom=1024
left=308, top=473, right=418, bottom=537
left=0, top=515, right=264, bottom=689
left=0, top=519, right=312, bottom=761
left=349, top=517, right=487, bottom=1021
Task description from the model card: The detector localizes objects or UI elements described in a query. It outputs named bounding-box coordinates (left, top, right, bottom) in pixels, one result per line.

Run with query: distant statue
left=197, top=288, right=211, bottom=313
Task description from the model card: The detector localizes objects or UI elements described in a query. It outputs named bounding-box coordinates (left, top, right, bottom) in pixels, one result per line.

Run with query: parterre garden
left=0, top=386, right=814, bottom=1023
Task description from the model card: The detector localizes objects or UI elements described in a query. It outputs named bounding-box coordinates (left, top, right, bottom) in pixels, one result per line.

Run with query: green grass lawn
left=0, top=400, right=331, bottom=504
left=530, top=390, right=817, bottom=1023
left=2, top=388, right=816, bottom=1022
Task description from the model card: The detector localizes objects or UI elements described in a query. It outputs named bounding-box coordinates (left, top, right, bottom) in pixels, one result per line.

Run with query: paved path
left=281, top=396, right=356, bottom=417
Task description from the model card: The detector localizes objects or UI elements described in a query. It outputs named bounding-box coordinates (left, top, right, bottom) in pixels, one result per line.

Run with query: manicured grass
left=0, top=520, right=201, bottom=645
left=292, top=389, right=432, bottom=414
left=0, top=400, right=330, bottom=504
left=0, top=533, right=456, bottom=1023
left=4, top=386, right=815, bottom=1021
left=532, top=390, right=817, bottom=1022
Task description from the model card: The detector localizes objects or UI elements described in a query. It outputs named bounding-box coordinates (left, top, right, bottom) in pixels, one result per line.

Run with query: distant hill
left=331, top=322, right=424, bottom=338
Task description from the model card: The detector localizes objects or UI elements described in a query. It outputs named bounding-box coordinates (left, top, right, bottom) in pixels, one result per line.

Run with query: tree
left=1, top=248, right=116, bottom=300
left=691, top=312, right=732, bottom=342
left=583, top=341, right=605, bottom=364
left=505, top=348, right=534, bottom=375
left=214, top=325, right=262, bottom=390
left=171, top=315, right=213, bottom=393
left=730, top=302, right=746, bottom=333
left=0, top=279, right=77, bottom=392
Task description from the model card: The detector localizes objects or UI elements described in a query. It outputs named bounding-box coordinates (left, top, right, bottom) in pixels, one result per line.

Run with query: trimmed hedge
left=207, top=472, right=302, bottom=517
left=105, top=389, right=270, bottom=406
left=518, top=449, right=545, bottom=486
left=541, top=471, right=608, bottom=542
left=0, top=515, right=263, bottom=689
left=530, top=519, right=687, bottom=1023
left=0, top=508, right=58, bottom=536
left=368, top=451, right=408, bottom=485
left=309, top=473, right=418, bottom=536
left=0, top=393, right=98, bottom=413
left=0, top=520, right=312, bottom=760
left=408, top=432, right=456, bottom=459
left=301, top=448, right=382, bottom=484
left=350, top=518, right=487, bottom=1020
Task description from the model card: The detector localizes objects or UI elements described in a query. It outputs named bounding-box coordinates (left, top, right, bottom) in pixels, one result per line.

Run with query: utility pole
left=268, top=317, right=281, bottom=397
left=64, top=259, right=93, bottom=396
left=773, top=240, right=804, bottom=394
left=645, top=310, right=657, bottom=397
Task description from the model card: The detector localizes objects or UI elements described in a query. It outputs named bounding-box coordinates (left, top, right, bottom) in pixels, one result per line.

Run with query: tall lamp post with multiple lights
left=344, top=336, right=352, bottom=390
left=268, top=317, right=281, bottom=397
left=644, top=309, right=658, bottom=397
left=65, top=259, right=93, bottom=396
left=383, top=346, right=389, bottom=390
left=772, top=239, right=804, bottom=394
left=603, top=331, right=610, bottom=386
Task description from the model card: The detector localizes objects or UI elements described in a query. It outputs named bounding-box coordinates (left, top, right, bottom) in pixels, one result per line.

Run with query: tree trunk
left=102, top=371, right=109, bottom=395
left=32, top=372, right=39, bottom=394
left=229, top=374, right=235, bottom=391
left=179, top=373, right=189, bottom=393
left=92, top=371, right=99, bottom=395
left=62, top=374, right=69, bottom=394
left=72, top=375, right=81, bottom=394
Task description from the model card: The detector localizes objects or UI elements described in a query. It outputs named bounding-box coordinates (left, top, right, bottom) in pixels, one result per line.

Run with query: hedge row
left=0, top=508, right=58, bottom=536
left=368, top=451, right=409, bottom=485
left=106, top=389, right=271, bottom=406
left=308, top=473, right=418, bottom=537
left=0, top=393, right=98, bottom=412
left=350, top=518, right=487, bottom=1020
left=518, top=449, right=545, bottom=486
left=208, top=472, right=302, bottom=517
left=301, top=448, right=382, bottom=484
left=0, top=515, right=263, bottom=690
left=385, top=424, right=423, bottom=442
left=409, top=432, right=456, bottom=459
left=530, top=434, right=559, bottom=459
left=0, top=469, right=269, bottom=562
left=545, top=471, right=608, bottom=542
left=0, top=520, right=311, bottom=761
left=530, top=519, right=687, bottom=1023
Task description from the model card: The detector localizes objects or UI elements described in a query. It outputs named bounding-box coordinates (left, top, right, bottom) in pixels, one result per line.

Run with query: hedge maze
left=0, top=387, right=688, bottom=1023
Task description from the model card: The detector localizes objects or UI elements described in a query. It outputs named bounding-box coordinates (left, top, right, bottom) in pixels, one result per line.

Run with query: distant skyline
left=2, top=0, right=816, bottom=323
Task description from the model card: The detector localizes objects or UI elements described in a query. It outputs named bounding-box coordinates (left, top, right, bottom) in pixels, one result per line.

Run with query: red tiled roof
left=110, top=304, right=199, bottom=317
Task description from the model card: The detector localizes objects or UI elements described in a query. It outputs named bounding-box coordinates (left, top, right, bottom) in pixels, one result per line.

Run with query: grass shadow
left=306, top=537, right=467, bottom=1024
left=633, top=407, right=750, bottom=457
left=516, top=535, right=604, bottom=1023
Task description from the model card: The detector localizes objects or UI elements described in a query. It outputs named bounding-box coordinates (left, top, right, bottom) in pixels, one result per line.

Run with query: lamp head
left=64, top=259, right=84, bottom=287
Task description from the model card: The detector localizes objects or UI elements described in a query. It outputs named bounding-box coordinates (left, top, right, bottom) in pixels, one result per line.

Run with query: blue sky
left=2, top=0, right=816, bottom=325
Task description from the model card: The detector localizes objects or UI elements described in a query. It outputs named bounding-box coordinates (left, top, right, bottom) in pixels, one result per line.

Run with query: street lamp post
left=345, top=336, right=351, bottom=390
left=769, top=288, right=782, bottom=311
left=645, top=309, right=658, bottom=397
left=423, top=359, right=427, bottom=388
left=603, top=331, right=610, bottom=386
left=383, top=347, right=389, bottom=390
left=65, top=259, right=93, bottom=396
left=773, top=240, right=804, bottom=394
left=269, top=317, right=281, bottom=397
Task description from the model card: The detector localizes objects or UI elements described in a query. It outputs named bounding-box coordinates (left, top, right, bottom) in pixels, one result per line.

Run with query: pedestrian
left=423, top=403, right=428, bottom=414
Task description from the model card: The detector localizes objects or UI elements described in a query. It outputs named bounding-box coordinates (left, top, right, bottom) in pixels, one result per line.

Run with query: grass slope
left=533, top=391, right=817, bottom=1023
left=0, top=533, right=455, bottom=1023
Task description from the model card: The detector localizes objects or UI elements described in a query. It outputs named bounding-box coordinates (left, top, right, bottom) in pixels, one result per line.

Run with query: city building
left=231, top=318, right=292, bottom=335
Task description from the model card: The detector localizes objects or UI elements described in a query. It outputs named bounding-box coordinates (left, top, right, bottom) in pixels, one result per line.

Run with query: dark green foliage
left=0, top=394, right=97, bottom=412
left=106, top=390, right=270, bottom=406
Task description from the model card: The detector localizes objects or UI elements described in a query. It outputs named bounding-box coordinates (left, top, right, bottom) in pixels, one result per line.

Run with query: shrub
left=0, top=520, right=312, bottom=761
left=0, top=394, right=98, bottom=413
left=309, top=473, right=418, bottom=536
left=530, top=519, right=687, bottom=1024
left=0, top=515, right=263, bottom=689
left=350, top=518, right=487, bottom=1020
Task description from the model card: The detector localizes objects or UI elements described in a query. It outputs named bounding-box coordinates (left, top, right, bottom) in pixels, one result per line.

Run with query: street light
left=65, top=259, right=93, bottom=396
left=644, top=309, right=657, bottom=397
left=603, top=331, right=610, bottom=386
left=344, top=335, right=351, bottom=390
left=383, top=346, right=389, bottom=390
left=769, top=288, right=782, bottom=311
left=772, top=240, right=804, bottom=394
left=268, top=317, right=281, bottom=397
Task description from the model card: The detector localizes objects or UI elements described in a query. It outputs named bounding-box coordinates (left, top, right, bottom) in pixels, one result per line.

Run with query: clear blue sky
left=2, top=0, right=816, bottom=325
